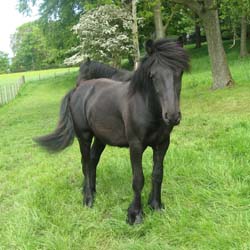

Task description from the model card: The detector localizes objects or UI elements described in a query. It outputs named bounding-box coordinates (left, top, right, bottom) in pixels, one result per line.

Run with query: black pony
left=35, top=39, right=189, bottom=225
left=77, top=58, right=133, bottom=85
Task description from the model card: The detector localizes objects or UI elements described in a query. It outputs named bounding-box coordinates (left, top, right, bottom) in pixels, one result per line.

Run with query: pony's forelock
left=129, top=39, right=190, bottom=95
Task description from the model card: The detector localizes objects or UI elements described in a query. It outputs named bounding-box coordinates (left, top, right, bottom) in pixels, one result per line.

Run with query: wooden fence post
left=4, top=86, right=7, bottom=104
left=0, top=76, right=24, bottom=106
left=21, top=75, right=25, bottom=85
left=0, top=86, right=2, bottom=105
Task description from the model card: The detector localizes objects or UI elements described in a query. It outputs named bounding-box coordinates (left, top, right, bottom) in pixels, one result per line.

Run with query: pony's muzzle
left=164, top=112, right=181, bottom=126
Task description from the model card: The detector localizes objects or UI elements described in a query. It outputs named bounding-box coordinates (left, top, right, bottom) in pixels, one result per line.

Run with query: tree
left=220, top=0, right=250, bottom=57
left=18, top=0, right=141, bottom=67
left=131, top=0, right=140, bottom=69
left=40, top=20, right=79, bottom=64
left=153, top=0, right=165, bottom=39
left=137, top=0, right=195, bottom=42
left=194, top=15, right=202, bottom=48
left=0, top=52, right=9, bottom=74
left=17, top=0, right=84, bottom=62
left=11, top=22, right=49, bottom=71
left=171, top=0, right=234, bottom=89
left=151, top=1, right=182, bottom=39
left=240, top=13, right=249, bottom=57
left=64, top=5, right=134, bottom=67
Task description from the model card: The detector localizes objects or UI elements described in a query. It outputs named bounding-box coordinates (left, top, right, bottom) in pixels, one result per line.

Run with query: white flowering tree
left=64, top=5, right=134, bottom=67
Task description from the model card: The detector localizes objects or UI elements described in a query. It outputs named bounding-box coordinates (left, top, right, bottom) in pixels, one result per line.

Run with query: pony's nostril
left=176, top=117, right=181, bottom=124
left=176, top=112, right=181, bottom=122
left=164, top=112, right=181, bottom=125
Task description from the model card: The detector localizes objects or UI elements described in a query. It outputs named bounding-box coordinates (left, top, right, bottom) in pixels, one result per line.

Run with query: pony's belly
left=90, top=119, right=128, bottom=147
left=94, top=129, right=128, bottom=147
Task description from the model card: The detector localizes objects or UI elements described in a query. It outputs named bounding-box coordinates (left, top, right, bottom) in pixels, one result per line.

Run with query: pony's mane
left=129, top=39, right=190, bottom=95
left=80, top=60, right=118, bottom=79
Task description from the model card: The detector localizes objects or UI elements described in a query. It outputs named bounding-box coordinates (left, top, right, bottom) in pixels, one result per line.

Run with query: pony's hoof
left=134, top=213, right=143, bottom=224
left=83, top=196, right=94, bottom=208
left=127, top=210, right=143, bottom=225
left=148, top=200, right=165, bottom=211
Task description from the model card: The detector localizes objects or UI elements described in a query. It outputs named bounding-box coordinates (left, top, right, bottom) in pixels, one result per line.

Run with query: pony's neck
left=128, top=64, right=162, bottom=118
left=92, top=62, right=117, bottom=79
left=128, top=61, right=151, bottom=96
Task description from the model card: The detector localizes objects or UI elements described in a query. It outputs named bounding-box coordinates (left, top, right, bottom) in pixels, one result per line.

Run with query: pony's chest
left=145, top=123, right=172, bottom=146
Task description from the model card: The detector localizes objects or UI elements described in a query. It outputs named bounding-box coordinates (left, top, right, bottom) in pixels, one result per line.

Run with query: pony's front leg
left=148, top=137, right=170, bottom=210
left=127, top=143, right=145, bottom=225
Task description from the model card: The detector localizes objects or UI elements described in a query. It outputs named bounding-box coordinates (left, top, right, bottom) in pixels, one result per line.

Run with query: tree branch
left=204, top=0, right=218, bottom=11
left=169, top=0, right=203, bottom=15
left=163, top=4, right=178, bottom=34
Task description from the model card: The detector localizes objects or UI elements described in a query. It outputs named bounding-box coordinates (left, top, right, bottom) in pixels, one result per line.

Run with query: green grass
left=184, top=40, right=250, bottom=88
left=0, top=42, right=250, bottom=250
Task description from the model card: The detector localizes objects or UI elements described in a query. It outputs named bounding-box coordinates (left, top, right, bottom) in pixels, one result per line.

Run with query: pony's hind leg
left=148, top=138, right=170, bottom=210
left=78, top=133, right=94, bottom=207
left=78, top=135, right=105, bottom=207
left=89, top=138, right=106, bottom=193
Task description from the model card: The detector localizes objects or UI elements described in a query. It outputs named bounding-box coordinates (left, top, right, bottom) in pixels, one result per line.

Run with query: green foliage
left=17, top=0, right=120, bottom=27
left=65, top=5, right=134, bottom=66
left=219, top=0, right=250, bottom=35
left=40, top=20, right=79, bottom=65
left=0, top=51, right=9, bottom=74
left=17, top=0, right=83, bottom=22
left=10, top=20, right=76, bottom=72
left=17, top=0, right=83, bottom=67
left=1, top=42, right=250, bottom=249
left=137, top=0, right=195, bottom=40
left=13, top=0, right=248, bottom=82
left=167, top=7, right=195, bottom=35
left=11, top=22, right=49, bottom=71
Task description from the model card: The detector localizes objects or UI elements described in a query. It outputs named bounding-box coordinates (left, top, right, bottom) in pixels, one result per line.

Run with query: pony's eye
left=150, top=73, right=155, bottom=80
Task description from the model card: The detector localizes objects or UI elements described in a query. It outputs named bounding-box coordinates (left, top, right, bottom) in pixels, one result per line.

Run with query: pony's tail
left=34, top=89, right=75, bottom=153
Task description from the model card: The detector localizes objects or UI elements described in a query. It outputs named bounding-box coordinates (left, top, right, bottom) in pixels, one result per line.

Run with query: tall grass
left=0, top=42, right=250, bottom=250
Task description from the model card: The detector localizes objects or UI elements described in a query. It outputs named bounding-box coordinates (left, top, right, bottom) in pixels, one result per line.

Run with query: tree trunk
left=195, top=23, right=202, bottom=48
left=153, top=0, right=165, bottom=39
left=240, top=14, right=248, bottom=57
left=195, top=15, right=201, bottom=48
left=131, top=0, right=140, bottom=69
left=170, top=0, right=234, bottom=89
left=201, top=7, right=234, bottom=89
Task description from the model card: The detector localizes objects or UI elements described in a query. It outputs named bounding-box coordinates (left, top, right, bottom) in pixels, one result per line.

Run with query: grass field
left=0, top=42, right=250, bottom=250
left=0, top=67, right=78, bottom=86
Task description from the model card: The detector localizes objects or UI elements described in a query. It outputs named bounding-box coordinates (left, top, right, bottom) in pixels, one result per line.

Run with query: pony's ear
left=86, top=57, right=91, bottom=63
left=145, top=39, right=154, bottom=55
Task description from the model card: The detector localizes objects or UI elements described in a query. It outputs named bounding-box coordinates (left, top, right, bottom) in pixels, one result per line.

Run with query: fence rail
left=0, top=76, right=25, bottom=106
